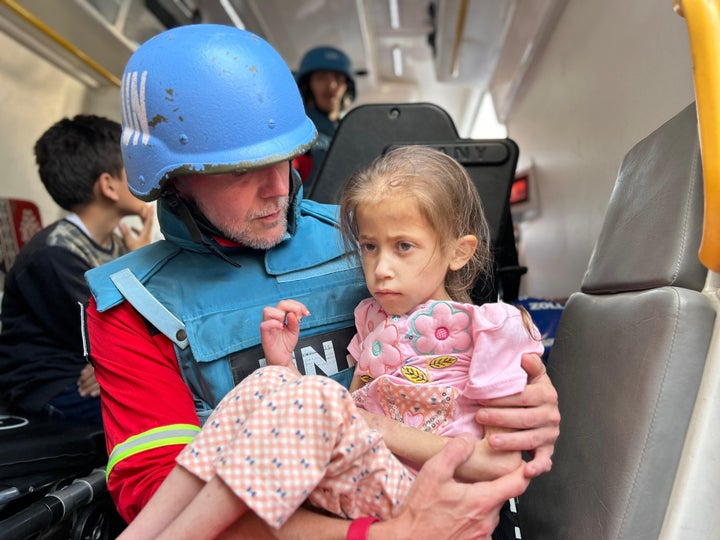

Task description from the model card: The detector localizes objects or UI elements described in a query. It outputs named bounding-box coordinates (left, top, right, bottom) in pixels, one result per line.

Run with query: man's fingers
left=486, top=425, right=558, bottom=462
left=479, top=377, right=557, bottom=410
left=520, top=352, right=545, bottom=381
left=426, top=436, right=474, bottom=479
left=481, top=462, right=530, bottom=501
left=478, top=400, right=549, bottom=428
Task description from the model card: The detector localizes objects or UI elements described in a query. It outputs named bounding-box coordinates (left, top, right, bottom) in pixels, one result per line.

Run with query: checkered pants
left=176, top=366, right=414, bottom=528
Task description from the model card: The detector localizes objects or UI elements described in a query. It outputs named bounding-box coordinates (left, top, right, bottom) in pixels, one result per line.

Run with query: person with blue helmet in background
left=83, top=24, right=560, bottom=538
left=293, top=46, right=357, bottom=187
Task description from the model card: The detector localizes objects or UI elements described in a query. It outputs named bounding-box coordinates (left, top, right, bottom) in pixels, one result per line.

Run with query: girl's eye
left=360, top=243, right=377, bottom=253
left=398, top=242, right=413, bottom=252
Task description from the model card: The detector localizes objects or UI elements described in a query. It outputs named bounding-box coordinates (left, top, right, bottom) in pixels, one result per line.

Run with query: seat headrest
left=582, top=103, right=707, bottom=294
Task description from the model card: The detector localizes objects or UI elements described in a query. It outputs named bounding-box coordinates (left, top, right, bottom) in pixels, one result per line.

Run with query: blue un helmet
left=295, top=46, right=356, bottom=101
left=120, top=24, right=318, bottom=201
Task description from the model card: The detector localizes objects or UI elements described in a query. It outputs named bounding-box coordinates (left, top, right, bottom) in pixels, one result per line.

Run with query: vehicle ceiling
left=0, top=0, right=567, bottom=132
left=198, top=0, right=568, bottom=130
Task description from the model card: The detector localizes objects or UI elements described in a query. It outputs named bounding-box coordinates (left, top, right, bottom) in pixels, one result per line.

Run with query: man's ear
left=449, top=234, right=478, bottom=271
left=96, top=172, right=120, bottom=202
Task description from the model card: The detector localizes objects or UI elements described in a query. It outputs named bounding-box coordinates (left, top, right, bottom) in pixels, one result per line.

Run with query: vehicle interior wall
left=505, top=0, right=695, bottom=300
left=0, top=30, right=161, bottom=273
left=0, top=30, right=122, bottom=228
left=2, top=31, right=77, bottom=227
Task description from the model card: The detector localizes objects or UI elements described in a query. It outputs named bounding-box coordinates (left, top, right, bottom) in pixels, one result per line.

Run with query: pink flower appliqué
left=411, top=301, right=472, bottom=355
left=357, top=319, right=402, bottom=378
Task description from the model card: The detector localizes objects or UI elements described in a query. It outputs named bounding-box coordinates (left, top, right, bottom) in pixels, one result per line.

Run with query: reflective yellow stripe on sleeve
left=106, top=424, right=201, bottom=480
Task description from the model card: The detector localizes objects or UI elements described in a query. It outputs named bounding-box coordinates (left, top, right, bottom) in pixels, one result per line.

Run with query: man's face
left=175, top=161, right=290, bottom=249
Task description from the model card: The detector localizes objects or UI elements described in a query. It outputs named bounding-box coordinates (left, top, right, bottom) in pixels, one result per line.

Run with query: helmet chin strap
left=162, top=164, right=301, bottom=266
left=161, top=189, right=243, bottom=268
left=287, top=166, right=302, bottom=235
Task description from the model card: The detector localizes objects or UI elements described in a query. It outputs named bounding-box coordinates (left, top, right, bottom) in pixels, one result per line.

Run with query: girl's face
left=309, top=70, right=348, bottom=119
left=356, top=196, right=458, bottom=315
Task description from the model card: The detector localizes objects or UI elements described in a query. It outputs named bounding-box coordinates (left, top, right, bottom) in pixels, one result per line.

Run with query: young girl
left=119, top=146, right=543, bottom=539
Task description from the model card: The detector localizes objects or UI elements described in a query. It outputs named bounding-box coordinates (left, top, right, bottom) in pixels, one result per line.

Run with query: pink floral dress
left=175, top=299, right=543, bottom=528
left=350, top=299, right=544, bottom=441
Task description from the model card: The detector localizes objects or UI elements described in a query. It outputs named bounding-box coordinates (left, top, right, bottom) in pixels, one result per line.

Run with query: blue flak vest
left=85, top=195, right=368, bottom=423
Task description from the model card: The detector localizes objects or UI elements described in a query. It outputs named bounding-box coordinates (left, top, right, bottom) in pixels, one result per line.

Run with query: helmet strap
left=162, top=189, right=242, bottom=268
left=287, top=166, right=302, bottom=236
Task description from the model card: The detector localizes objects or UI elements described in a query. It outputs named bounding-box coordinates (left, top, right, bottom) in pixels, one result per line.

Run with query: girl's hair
left=339, top=145, right=493, bottom=304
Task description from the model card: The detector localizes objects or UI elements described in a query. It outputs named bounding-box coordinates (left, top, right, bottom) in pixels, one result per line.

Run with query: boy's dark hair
left=33, top=114, right=123, bottom=211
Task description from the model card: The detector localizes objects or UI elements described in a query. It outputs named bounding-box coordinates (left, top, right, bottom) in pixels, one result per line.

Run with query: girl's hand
left=260, top=300, right=310, bottom=367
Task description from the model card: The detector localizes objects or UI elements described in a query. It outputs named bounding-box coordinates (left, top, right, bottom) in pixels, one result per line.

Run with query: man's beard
left=199, top=196, right=290, bottom=249
left=236, top=211, right=288, bottom=249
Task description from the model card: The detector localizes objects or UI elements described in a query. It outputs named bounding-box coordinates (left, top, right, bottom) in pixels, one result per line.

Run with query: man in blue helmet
left=293, top=46, right=356, bottom=187
left=84, top=25, right=559, bottom=538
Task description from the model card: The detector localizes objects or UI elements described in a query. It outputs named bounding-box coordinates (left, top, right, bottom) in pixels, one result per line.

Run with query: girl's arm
left=348, top=346, right=522, bottom=482
left=356, top=408, right=522, bottom=482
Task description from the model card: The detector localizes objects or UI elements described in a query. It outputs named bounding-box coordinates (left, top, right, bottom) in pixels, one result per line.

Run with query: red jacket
left=86, top=297, right=200, bottom=522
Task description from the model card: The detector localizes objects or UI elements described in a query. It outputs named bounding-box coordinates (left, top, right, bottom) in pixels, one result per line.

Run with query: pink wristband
left=346, top=517, right=380, bottom=540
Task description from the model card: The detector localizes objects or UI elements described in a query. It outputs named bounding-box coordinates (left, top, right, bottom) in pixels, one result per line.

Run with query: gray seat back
left=519, top=103, right=716, bottom=539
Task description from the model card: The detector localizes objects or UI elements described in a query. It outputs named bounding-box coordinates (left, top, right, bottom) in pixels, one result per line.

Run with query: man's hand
left=374, top=437, right=530, bottom=540
left=77, top=364, right=100, bottom=398
left=477, top=353, right=560, bottom=478
left=119, top=204, right=155, bottom=251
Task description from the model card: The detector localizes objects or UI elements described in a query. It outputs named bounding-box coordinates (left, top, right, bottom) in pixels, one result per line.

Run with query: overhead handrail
left=674, top=0, right=720, bottom=272
left=450, top=0, right=469, bottom=78
left=0, top=0, right=121, bottom=87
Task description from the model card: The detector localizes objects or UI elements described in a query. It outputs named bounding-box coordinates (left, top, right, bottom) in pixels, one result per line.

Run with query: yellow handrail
left=450, top=0, right=469, bottom=78
left=0, top=0, right=121, bottom=87
left=674, top=0, right=720, bottom=272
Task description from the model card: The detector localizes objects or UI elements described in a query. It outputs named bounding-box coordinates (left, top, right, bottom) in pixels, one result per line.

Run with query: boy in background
left=0, top=114, right=153, bottom=425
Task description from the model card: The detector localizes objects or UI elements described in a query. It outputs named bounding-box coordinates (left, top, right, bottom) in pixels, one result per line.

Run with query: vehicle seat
left=307, top=102, right=525, bottom=303
left=519, top=102, right=718, bottom=538
left=0, top=197, right=43, bottom=280
left=0, top=198, right=43, bottom=408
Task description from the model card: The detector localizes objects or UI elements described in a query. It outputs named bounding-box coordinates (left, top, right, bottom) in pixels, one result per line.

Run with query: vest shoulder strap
left=85, top=241, right=181, bottom=312
left=109, top=268, right=189, bottom=349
